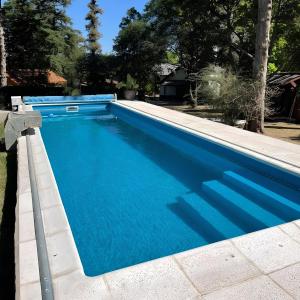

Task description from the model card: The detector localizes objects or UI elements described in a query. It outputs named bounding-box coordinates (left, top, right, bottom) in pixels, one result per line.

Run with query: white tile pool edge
left=16, top=101, right=300, bottom=300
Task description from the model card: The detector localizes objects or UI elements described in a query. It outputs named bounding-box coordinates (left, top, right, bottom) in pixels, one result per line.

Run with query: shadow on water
left=93, top=117, right=284, bottom=235
left=0, top=151, right=17, bottom=299
left=93, top=117, right=221, bottom=192
left=168, top=196, right=226, bottom=243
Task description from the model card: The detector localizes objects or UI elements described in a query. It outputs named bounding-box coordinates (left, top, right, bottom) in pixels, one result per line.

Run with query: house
left=7, top=69, right=67, bottom=86
left=267, top=72, right=300, bottom=120
left=156, top=64, right=188, bottom=101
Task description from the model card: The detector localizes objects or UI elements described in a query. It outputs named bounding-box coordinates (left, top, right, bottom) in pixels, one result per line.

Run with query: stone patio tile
left=53, top=271, right=112, bottom=300
left=39, top=187, right=60, bottom=209
left=19, top=211, right=35, bottom=242
left=233, top=227, right=300, bottom=273
left=33, top=151, right=46, bottom=164
left=42, top=205, right=69, bottom=236
left=19, top=240, right=40, bottom=285
left=19, top=192, right=33, bottom=214
left=175, top=240, right=261, bottom=294
left=203, top=276, right=293, bottom=300
left=294, top=220, right=300, bottom=228
left=34, top=160, right=49, bottom=175
left=270, top=263, right=300, bottom=300
left=105, top=257, right=200, bottom=300
left=31, top=144, right=43, bottom=155
left=280, top=222, right=300, bottom=244
left=18, top=172, right=31, bottom=194
left=46, top=231, right=82, bottom=277
left=36, top=172, right=52, bottom=189
left=20, top=282, right=42, bottom=300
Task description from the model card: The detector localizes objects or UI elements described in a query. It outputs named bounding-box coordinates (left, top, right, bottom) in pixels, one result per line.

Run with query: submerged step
left=170, top=193, right=244, bottom=243
left=227, top=169, right=300, bottom=202
left=202, top=180, right=284, bottom=232
left=223, top=171, right=300, bottom=221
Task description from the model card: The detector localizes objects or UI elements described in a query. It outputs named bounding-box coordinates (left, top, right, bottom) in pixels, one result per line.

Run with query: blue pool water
left=38, top=103, right=300, bottom=276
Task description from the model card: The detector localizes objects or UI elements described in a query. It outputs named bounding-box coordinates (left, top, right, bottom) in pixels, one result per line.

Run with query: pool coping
left=16, top=101, right=300, bottom=300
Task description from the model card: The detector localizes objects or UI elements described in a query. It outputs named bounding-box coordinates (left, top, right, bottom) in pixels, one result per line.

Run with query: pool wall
left=16, top=101, right=300, bottom=300
left=111, top=104, right=300, bottom=189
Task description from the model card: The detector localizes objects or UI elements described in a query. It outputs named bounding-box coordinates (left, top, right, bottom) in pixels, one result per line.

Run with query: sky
left=68, top=0, right=149, bottom=53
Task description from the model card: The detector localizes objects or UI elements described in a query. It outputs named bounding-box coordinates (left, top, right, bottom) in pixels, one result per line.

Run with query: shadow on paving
left=0, top=151, right=17, bottom=299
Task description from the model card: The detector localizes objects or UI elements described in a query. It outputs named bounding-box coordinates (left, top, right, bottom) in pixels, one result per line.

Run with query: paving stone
left=233, top=227, right=300, bottom=274
left=42, top=205, right=69, bottom=236
left=19, top=240, right=40, bottom=285
left=18, top=173, right=31, bottom=194
left=105, top=257, right=200, bottom=300
left=280, top=222, right=300, bottom=244
left=53, top=271, right=112, bottom=300
left=36, top=172, right=52, bottom=189
left=19, top=211, right=35, bottom=242
left=294, top=220, right=300, bottom=229
left=203, top=276, right=293, bottom=300
left=46, top=231, right=82, bottom=277
left=20, top=282, right=42, bottom=300
left=39, top=187, right=60, bottom=209
left=34, top=160, right=49, bottom=175
left=270, top=263, right=300, bottom=300
left=19, top=192, right=33, bottom=214
left=175, top=240, right=261, bottom=294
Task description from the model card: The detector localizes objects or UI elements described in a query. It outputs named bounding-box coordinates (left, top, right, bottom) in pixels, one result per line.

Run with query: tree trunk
left=0, top=3, right=7, bottom=87
left=252, top=0, right=272, bottom=133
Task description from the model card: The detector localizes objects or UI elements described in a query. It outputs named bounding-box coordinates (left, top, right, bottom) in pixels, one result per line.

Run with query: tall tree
left=0, top=0, right=7, bottom=87
left=145, top=0, right=218, bottom=74
left=253, top=0, right=273, bottom=132
left=85, top=0, right=103, bottom=88
left=114, top=7, right=167, bottom=96
left=3, top=0, right=83, bottom=84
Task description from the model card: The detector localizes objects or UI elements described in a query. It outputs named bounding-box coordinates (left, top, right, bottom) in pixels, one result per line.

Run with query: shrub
left=116, top=74, right=139, bottom=91
left=194, top=65, right=275, bottom=126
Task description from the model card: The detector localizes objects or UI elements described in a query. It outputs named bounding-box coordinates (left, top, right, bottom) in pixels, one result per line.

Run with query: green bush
left=116, top=74, right=139, bottom=91
left=195, top=65, right=275, bottom=126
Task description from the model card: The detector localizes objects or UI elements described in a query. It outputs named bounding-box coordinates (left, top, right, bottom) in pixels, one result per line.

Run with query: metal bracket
left=4, top=111, right=42, bottom=150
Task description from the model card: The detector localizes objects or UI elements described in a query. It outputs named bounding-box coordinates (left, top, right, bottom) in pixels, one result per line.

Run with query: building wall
left=160, top=85, right=176, bottom=96
left=167, top=69, right=187, bottom=81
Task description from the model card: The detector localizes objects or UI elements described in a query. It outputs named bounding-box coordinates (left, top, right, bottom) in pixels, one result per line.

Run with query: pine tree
left=86, top=0, right=103, bottom=55
left=85, top=0, right=103, bottom=88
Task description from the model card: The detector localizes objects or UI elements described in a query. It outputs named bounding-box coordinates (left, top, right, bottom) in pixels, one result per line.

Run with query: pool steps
left=225, top=169, right=300, bottom=202
left=223, top=171, right=300, bottom=221
left=202, top=180, right=284, bottom=232
left=181, top=193, right=244, bottom=241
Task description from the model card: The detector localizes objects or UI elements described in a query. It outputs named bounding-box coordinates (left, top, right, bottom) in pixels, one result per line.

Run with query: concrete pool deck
left=16, top=101, right=300, bottom=299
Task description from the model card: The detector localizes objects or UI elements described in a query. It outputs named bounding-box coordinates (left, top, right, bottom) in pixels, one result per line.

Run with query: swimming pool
left=36, top=103, right=300, bottom=277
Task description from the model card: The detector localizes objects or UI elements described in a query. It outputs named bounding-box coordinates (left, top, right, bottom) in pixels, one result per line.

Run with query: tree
left=145, top=0, right=218, bottom=74
left=268, top=0, right=300, bottom=71
left=114, top=7, right=167, bottom=97
left=145, top=0, right=299, bottom=75
left=253, top=0, right=272, bottom=132
left=0, top=0, right=7, bottom=87
left=85, top=0, right=103, bottom=88
left=3, top=0, right=83, bottom=84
